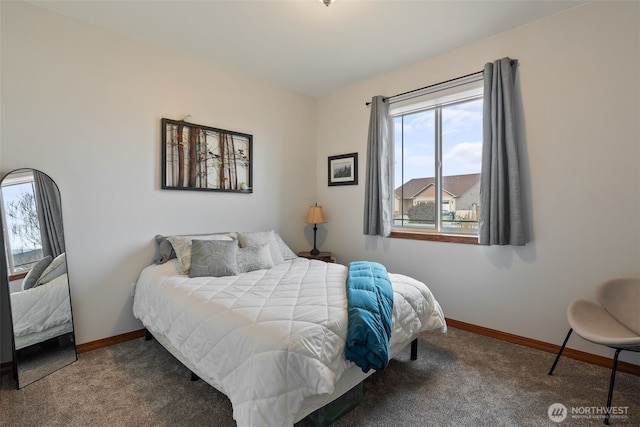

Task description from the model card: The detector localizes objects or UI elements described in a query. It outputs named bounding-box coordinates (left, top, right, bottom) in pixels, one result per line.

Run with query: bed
left=133, top=231, right=446, bottom=427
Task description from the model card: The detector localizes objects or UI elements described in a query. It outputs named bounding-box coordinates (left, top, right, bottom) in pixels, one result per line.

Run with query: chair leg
left=548, top=329, right=573, bottom=375
left=603, top=348, right=621, bottom=425
left=410, top=338, right=418, bottom=360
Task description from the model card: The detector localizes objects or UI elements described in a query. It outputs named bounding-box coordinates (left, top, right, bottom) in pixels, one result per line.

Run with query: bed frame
left=144, top=328, right=419, bottom=424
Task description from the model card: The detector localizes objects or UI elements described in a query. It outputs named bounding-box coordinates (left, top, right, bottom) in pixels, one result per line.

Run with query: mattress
left=133, top=258, right=446, bottom=427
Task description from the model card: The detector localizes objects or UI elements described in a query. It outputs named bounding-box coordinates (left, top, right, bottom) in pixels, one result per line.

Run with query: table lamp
left=305, top=204, right=327, bottom=255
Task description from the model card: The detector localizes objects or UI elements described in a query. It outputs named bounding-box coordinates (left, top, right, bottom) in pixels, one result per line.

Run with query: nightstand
left=298, top=251, right=333, bottom=263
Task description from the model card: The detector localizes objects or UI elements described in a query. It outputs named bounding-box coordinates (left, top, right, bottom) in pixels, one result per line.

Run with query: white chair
left=548, top=276, right=640, bottom=425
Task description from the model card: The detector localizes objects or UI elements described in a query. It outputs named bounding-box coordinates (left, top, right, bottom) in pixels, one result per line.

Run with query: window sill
left=9, top=271, right=28, bottom=281
left=389, top=230, right=479, bottom=245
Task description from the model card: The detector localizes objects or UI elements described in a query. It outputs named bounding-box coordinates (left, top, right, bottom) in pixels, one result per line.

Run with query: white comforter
left=10, top=273, right=72, bottom=338
left=133, top=258, right=446, bottom=427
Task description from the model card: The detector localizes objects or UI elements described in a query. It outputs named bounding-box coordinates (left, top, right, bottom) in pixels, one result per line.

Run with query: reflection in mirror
left=0, top=169, right=76, bottom=389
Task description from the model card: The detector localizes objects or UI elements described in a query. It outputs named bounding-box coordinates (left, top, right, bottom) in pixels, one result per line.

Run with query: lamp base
left=310, top=223, right=320, bottom=256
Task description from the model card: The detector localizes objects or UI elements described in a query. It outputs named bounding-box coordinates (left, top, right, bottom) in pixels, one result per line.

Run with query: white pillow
left=34, top=253, right=67, bottom=287
left=274, top=233, right=298, bottom=260
left=237, top=243, right=274, bottom=273
left=237, top=231, right=284, bottom=265
left=167, top=234, right=235, bottom=275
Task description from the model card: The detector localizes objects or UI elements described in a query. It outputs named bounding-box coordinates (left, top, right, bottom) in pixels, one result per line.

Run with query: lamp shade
left=305, top=205, right=326, bottom=224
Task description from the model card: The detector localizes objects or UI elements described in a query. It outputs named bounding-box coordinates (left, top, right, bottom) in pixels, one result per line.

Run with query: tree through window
left=0, top=171, right=43, bottom=274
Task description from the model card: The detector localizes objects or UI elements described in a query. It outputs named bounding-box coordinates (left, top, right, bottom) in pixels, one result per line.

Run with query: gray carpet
left=1, top=327, right=638, bottom=426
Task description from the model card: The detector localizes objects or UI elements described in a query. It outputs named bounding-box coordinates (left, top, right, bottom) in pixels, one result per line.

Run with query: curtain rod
left=365, top=69, right=483, bottom=107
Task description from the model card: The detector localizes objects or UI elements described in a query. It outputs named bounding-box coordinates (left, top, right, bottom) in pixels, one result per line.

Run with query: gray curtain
left=363, top=96, right=392, bottom=236
left=479, top=57, right=524, bottom=245
left=33, top=170, right=65, bottom=257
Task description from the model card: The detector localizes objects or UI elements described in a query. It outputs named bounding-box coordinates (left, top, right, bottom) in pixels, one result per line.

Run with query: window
left=0, top=170, right=43, bottom=275
left=391, top=83, right=483, bottom=241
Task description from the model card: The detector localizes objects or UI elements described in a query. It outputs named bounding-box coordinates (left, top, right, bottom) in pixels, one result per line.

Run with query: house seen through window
left=391, top=83, right=483, bottom=236
left=0, top=170, right=43, bottom=275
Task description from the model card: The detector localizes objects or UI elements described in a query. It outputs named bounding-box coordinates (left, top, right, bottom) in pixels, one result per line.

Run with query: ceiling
left=29, top=0, right=585, bottom=98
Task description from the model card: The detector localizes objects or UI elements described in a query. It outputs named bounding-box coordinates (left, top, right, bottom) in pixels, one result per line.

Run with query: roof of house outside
left=395, top=173, right=481, bottom=199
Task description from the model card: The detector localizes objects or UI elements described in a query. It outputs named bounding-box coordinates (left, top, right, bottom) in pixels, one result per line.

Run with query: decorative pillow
left=153, top=234, right=175, bottom=264
left=237, top=230, right=284, bottom=265
left=22, top=256, right=53, bottom=290
left=274, top=233, right=298, bottom=260
left=33, top=252, right=67, bottom=287
left=154, top=232, right=237, bottom=265
left=189, top=240, right=238, bottom=278
left=237, top=243, right=274, bottom=273
left=167, top=234, right=235, bottom=275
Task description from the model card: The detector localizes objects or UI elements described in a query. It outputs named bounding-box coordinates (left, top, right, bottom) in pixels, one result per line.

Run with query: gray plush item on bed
left=189, top=240, right=239, bottom=277
left=153, top=234, right=175, bottom=264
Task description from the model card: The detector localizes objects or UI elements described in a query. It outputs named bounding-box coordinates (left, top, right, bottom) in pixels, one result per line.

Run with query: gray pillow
left=153, top=232, right=237, bottom=265
left=22, top=256, right=52, bottom=290
left=237, top=230, right=285, bottom=265
left=34, top=253, right=67, bottom=287
left=189, top=240, right=239, bottom=278
left=153, top=234, right=176, bottom=264
left=167, top=234, right=235, bottom=275
left=237, top=243, right=274, bottom=273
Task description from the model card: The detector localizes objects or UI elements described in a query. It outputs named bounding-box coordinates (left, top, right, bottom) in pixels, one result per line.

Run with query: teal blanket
left=345, top=261, right=394, bottom=372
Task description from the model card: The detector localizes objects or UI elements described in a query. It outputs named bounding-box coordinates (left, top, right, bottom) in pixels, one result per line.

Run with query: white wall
left=2, top=1, right=638, bottom=368
left=0, top=1, right=317, bottom=361
left=317, top=2, right=640, bottom=364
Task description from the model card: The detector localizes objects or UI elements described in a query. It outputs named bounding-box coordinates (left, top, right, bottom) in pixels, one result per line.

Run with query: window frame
left=0, top=170, right=44, bottom=276
left=389, top=85, right=483, bottom=244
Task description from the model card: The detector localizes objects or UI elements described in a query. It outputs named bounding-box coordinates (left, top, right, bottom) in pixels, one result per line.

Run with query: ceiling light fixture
left=320, top=0, right=335, bottom=6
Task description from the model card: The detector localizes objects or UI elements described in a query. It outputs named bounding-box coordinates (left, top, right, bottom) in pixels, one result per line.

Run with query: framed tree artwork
left=161, top=118, right=252, bottom=192
left=328, top=153, right=358, bottom=186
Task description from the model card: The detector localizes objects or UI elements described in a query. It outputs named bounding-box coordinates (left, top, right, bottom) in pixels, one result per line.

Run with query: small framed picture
left=328, top=153, right=358, bottom=186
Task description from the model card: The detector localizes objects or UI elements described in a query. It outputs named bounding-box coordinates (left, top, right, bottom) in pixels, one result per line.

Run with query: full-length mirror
left=0, top=168, right=76, bottom=388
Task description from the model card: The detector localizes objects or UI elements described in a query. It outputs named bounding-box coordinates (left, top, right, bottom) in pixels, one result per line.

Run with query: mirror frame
left=0, top=168, right=77, bottom=389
